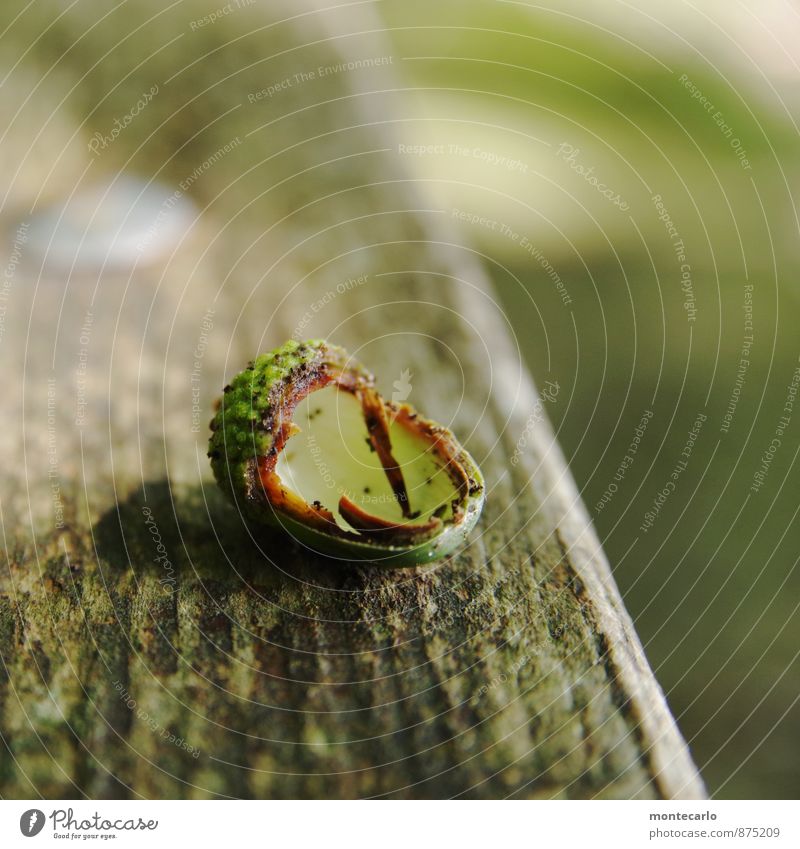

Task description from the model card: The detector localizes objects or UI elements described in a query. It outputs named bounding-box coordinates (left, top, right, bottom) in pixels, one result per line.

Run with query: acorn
left=208, top=339, right=485, bottom=566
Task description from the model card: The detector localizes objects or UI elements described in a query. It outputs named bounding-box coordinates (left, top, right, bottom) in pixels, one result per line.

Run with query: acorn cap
left=208, top=339, right=484, bottom=566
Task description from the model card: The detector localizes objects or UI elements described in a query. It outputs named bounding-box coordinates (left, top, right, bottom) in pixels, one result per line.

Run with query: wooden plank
left=0, top=0, right=705, bottom=798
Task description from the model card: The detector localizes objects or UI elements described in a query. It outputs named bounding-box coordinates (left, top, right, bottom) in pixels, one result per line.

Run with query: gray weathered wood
left=0, top=0, right=705, bottom=798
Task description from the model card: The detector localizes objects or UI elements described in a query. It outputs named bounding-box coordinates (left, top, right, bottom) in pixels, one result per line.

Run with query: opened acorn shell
left=208, top=339, right=484, bottom=566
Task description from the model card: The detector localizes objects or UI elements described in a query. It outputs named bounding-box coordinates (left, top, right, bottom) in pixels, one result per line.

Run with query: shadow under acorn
left=79, top=481, right=498, bottom=798
left=93, top=479, right=449, bottom=595
left=91, top=479, right=465, bottom=689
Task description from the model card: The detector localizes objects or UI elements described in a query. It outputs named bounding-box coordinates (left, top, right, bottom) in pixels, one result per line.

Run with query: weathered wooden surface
left=0, top=0, right=705, bottom=798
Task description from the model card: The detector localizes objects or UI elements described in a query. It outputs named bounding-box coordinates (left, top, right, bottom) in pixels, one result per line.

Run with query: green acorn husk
left=208, top=339, right=484, bottom=566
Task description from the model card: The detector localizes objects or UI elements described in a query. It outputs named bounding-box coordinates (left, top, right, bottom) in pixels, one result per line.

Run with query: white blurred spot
left=26, top=175, right=196, bottom=272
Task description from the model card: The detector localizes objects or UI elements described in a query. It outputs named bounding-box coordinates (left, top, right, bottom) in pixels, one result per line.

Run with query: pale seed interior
left=275, top=385, right=459, bottom=532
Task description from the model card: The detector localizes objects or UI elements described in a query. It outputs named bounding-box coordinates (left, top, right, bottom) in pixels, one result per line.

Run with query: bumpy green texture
left=208, top=339, right=346, bottom=503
